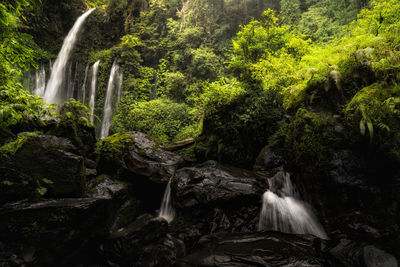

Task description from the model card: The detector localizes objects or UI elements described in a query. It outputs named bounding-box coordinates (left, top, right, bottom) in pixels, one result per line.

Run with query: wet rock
left=173, top=160, right=267, bottom=208
left=178, top=232, right=327, bottom=266
left=0, top=135, right=85, bottom=203
left=328, top=239, right=398, bottom=267
left=0, top=198, right=114, bottom=266
left=103, top=214, right=185, bottom=266
left=124, top=131, right=185, bottom=184
left=168, top=161, right=268, bottom=247
left=86, top=175, right=128, bottom=200
left=253, top=146, right=284, bottom=171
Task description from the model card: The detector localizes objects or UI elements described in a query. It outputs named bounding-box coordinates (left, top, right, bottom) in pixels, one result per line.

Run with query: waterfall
left=258, top=172, right=328, bottom=239
left=116, top=73, right=123, bottom=104
left=81, top=63, right=89, bottom=103
left=159, top=181, right=175, bottom=223
left=66, top=62, right=74, bottom=99
left=89, top=60, right=100, bottom=123
left=100, top=60, right=121, bottom=139
left=43, top=8, right=95, bottom=104
left=34, top=65, right=46, bottom=97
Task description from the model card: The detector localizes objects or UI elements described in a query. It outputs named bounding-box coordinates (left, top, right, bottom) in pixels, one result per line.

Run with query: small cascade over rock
left=258, top=171, right=328, bottom=239
left=34, top=64, right=46, bottom=97
left=43, top=8, right=95, bottom=104
left=159, top=181, right=175, bottom=223
left=100, top=60, right=122, bottom=138
left=89, top=60, right=100, bottom=123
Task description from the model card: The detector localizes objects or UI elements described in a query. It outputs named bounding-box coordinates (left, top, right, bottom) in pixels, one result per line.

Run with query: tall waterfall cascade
left=34, top=65, right=46, bottom=97
left=89, top=60, right=100, bottom=123
left=43, top=8, right=95, bottom=104
left=100, top=60, right=122, bottom=139
left=159, top=181, right=175, bottom=223
left=258, top=172, right=328, bottom=239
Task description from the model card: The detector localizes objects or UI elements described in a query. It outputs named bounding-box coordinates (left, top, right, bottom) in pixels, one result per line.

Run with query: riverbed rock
left=178, top=232, right=327, bottom=266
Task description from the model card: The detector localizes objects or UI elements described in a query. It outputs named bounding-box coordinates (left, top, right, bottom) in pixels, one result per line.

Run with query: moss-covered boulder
left=0, top=133, right=85, bottom=203
left=47, top=99, right=96, bottom=154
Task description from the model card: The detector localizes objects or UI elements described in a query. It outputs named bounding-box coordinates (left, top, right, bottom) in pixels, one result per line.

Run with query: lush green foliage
left=112, top=98, right=200, bottom=144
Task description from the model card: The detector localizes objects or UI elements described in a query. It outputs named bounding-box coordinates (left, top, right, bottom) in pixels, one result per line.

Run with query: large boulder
left=178, top=232, right=328, bottom=266
left=0, top=198, right=114, bottom=266
left=328, top=239, right=398, bottom=267
left=102, top=214, right=185, bottom=266
left=124, top=132, right=186, bottom=184
left=0, top=134, right=85, bottom=203
left=96, top=132, right=186, bottom=212
left=172, top=160, right=267, bottom=209
left=169, top=160, right=269, bottom=247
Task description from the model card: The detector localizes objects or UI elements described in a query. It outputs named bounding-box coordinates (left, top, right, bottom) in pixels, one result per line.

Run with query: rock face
left=0, top=135, right=85, bottom=203
left=169, top=160, right=269, bottom=247
left=173, top=160, right=267, bottom=208
left=102, top=214, right=185, bottom=267
left=124, top=132, right=186, bottom=184
left=0, top=198, right=113, bottom=266
left=179, top=232, right=327, bottom=267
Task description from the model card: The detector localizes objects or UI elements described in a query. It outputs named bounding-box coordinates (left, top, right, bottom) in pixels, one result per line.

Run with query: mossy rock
left=0, top=134, right=86, bottom=201
left=95, top=133, right=135, bottom=174
left=47, top=99, right=96, bottom=154
left=269, top=108, right=340, bottom=168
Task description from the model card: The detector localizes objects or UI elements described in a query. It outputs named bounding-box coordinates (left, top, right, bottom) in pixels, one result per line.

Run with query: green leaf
left=37, top=186, right=47, bottom=196
left=41, top=178, right=54, bottom=184
left=367, top=121, right=373, bottom=143
left=360, top=119, right=366, bottom=136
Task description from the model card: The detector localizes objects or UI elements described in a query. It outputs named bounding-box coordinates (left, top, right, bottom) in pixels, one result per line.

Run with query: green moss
left=0, top=132, right=42, bottom=157
left=95, top=133, right=135, bottom=174
left=270, top=108, right=336, bottom=166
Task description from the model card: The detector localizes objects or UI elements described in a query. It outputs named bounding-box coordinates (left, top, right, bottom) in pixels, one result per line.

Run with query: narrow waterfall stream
left=258, top=172, right=328, bottom=239
left=89, top=60, right=100, bottom=123
left=43, top=8, right=95, bottom=104
left=81, top=63, right=89, bottom=102
left=34, top=65, right=46, bottom=97
left=159, top=181, right=175, bottom=223
left=100, top=60, right=122, bottom=138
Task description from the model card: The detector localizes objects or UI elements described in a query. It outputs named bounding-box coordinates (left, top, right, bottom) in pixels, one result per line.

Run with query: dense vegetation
left=1, top=0, right=399, bottom=169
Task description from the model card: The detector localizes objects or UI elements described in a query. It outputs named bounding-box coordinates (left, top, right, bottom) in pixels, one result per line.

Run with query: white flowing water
left=81, top=63, right=89, bottom=103
left=43, top=8, right=95, bottom=104
left=100, top=60, right=121, bottom=138
left=89, top=60, right=100, bottom=123
left=159, top=181, right=175, bottom=223
left=34, top=65, right=46, bottom=97
left=258, top=172, right=328, bottom=239
left=116, top=72, right=123, bottom=104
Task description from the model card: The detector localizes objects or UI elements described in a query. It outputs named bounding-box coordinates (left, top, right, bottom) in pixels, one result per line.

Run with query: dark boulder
left=173, top=160, right=267, bottom=209
left=102, top=214, right=185, bottom=267
left=178, top=232, right=328, bottom=266
left=169, top=160, right=269, bottom=247
left=253, top=145, right=285, bottom=172
left=0, top=134, right=85, bottom=203
left=86, top=175, right=140, bottom=231
left=124, top=131, right=185, bottom=184
left=328, top=239, right=398, bottom=267
left=0, top=198, right=114, bottom=266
